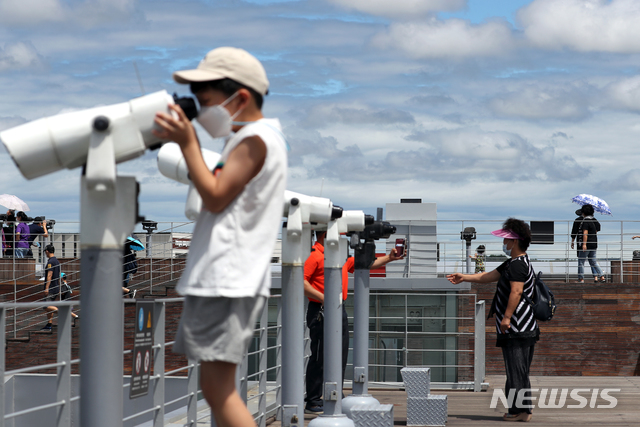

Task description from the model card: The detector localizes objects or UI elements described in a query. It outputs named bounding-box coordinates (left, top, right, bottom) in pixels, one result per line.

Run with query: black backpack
left=523, top=271, right=556, bottom=321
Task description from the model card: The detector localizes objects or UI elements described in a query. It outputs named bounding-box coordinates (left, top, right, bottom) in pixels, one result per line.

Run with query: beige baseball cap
left=173, top=47, right=269, bottom=96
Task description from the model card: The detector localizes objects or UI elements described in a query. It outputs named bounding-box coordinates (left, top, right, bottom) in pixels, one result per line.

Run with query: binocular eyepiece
left=332, top=206, right=343, bottom=220
left=173, top=94, right=199, bottom=122
left=361, top=220, right=396, bottom=241
left=461, top=227, right=477, bottom=242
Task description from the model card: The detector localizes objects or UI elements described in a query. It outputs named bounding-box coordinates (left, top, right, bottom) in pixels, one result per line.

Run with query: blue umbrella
left=572, top=194, right=612, bottom=216
left=126, top=236, right=145, bottom=251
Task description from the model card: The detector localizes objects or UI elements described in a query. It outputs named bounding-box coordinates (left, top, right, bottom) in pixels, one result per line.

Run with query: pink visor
left=491, top=229, right=521, bottom=240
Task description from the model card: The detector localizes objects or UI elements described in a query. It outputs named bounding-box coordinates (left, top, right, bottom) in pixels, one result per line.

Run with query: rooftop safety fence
left=0, top=290, right=487, bottom=426
left=0, top=221, right=193, bottom=339
left=433, top=219, right=640, bottom=282
left=0, top=297, right=280, bottom=427
left=2, top=218, right=639, bottom=338
left=1, top=216, right=633, bottom=423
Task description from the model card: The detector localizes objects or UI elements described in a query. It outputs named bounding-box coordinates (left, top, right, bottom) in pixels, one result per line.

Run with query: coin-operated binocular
left=348, top=221, right=397, bottom=269
left=0, top=90, right=196, bottom=427
left=324, top=211, right=374, bottom=267
left=0, top=91, right=196, bottom=185
left=307, top=209, right=374, bottom=427
left=461, top=226, right=477, bottom=274
left=279, top=191, right=343, bottom=427
left=342, top=219, right=398, bottom=416
left=282, top=190, right=343, bottom=248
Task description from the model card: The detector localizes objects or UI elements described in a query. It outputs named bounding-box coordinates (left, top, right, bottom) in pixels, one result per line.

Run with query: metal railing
left=7, top=218, right=640, bottom=284
left=433, top=219, right=640, bottom=282
left=0, top=289, right=486, bottom=425
left=0, top=296, right=282, bottom=427
left=0, top=222, right=194, bottom=339
left=345, top=292, right=485, bottom=390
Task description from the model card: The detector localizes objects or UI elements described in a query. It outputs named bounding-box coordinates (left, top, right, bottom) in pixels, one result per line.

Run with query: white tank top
left=177, top=118, right=288, bottom=297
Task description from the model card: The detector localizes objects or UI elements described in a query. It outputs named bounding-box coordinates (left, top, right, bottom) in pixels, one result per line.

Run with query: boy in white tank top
left=153, top=47, right=287, bottom=427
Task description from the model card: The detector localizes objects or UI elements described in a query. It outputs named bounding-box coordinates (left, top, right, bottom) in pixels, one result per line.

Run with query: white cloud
left=519, top=0, right=640, bottom=53
left=4, top=0, right=640, bottom=222
left=294, top=103, right=415, bottom=129
left=606, top=76, right=640, bottom=112
left=0, top=42, right=44, bottom=71
left=291, top=127, right=589, bottom=184
left=371, top=18, right=515, bottom=58
left=489, top=85, right=592, bottom=121
left=327, top=0, right=465, bottom=19
left=0, top=0, right=64, bottom=26
left=599, top=168, right=640, bottom=191
left=73, top=0, right=141, bottom=28
left=0, top=0, right=141, bottom=28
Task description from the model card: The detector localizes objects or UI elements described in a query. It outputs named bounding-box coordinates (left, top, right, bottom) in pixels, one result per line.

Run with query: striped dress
left=493, top=254, right=539, bottom=344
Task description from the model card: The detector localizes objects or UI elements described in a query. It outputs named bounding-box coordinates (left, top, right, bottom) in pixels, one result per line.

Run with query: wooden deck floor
left=267, top=375, right=640, bottom=427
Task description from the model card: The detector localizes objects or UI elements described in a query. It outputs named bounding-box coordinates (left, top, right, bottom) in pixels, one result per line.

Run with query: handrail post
left=259, top=302, right=268, bottom=427
left=186, top=358, right=198, bottom=427
left=149, top=235, right=154, bottom=294
left=239, top=352, right=248, bottom=405
left=566, top=221, right=570, bottom=283
left=12, top=278, right=16, bottom=339
left=474, top=300, right=486, bottom=392
left=621, top=221, right=624, bottom=284
left=57, top=305, right=72, bottom=427
left=153, top=301, right=165, bottom=427
left=0, top=306, right=6, bottom=427
left=276, top=297, right=282, bottom=421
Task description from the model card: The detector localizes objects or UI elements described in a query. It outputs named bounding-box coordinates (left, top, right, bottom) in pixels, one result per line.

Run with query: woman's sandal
left=594, top=277, right=600, bottom=283
left=600, top=276, right=606, bottom=282
left=503, top=412, right=533, bottom=422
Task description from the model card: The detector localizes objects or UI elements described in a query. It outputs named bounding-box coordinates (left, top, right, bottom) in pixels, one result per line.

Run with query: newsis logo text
left=490, top=388, right=620, bottom=409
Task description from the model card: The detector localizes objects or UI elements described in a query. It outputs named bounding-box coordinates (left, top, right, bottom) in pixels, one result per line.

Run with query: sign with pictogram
left=130, top=301, right=154, bottom=399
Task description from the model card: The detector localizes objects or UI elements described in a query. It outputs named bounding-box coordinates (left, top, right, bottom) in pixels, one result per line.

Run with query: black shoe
left=41, top=323, right=52, bottom=331
left=304, top=405, right=323, bottom=415
left=130, top=289, right=137, bottom=299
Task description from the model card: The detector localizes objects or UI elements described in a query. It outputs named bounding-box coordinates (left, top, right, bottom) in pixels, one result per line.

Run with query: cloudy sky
left=2, top=0, right=640, bottom=233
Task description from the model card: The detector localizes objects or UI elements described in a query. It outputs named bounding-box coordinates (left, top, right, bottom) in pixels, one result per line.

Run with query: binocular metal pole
left=80, top=176, right=138, bottom=427
left=466, top=241, right=471, bottom=274
left=309, top=220, right=354, bottom=427
left=79, top=121, right=138, bottom=427
left=342, top=267, right=380, bottom=416
left=280, top=221, right=308, bottom=427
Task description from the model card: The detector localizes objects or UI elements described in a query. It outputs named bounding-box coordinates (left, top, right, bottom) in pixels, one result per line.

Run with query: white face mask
left=196, top=92, right=243, bottom=138
left=503, top=242, right=512, bottom=257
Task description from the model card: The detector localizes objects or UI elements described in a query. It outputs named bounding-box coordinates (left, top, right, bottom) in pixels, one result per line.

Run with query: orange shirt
left=304, top=242, right=325, bottom=303
left=304, top=242, right=353, bottom=302
left=341, top=257, right=355, bottom=298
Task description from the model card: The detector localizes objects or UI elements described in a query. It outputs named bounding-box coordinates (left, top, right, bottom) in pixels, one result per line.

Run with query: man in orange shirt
left=303, top=230, right=403, bottom=414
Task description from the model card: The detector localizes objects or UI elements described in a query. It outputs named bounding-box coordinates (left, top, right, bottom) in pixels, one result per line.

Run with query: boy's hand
left=153, top=104, right=198, bottom=148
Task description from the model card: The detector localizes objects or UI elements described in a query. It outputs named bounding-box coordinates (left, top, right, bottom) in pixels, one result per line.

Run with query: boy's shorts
left=173, top=295, right=266, bottom=364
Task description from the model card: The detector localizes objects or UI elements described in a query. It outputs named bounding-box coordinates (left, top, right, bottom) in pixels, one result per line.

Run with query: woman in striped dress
left=447, top=218, right=538, bottom=422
